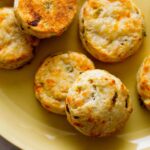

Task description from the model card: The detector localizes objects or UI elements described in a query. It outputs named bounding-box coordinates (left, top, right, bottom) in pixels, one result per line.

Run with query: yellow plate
left=0, top=0, right=150, bottom=150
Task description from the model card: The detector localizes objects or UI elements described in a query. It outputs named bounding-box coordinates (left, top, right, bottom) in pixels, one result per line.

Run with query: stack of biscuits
left=0, top=0, right=148, bottom=137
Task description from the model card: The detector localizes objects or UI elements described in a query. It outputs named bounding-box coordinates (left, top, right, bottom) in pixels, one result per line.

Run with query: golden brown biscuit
left=14, top=0, right=77, bottom=39
left=34, top=52, right=95, bottom=115
left=66, top=69, right=132, bottom=137
left=79, top=0, right=145, bottom=62
left=137, top=56, right=150, bottom=110
left=0, top=7, right=38, bottom=69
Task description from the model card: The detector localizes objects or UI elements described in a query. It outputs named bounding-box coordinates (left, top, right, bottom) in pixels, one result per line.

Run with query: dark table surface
left=0, top=136, right=20, bottom=150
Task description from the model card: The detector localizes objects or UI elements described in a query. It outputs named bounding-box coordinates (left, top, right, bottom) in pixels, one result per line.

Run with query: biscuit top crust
left=66, top=69, right=132, bottom=136
left=35, top=52, right=95, bottom=114
left=0, top=7, right=37, bottom=68
left=80, top=0, right=144, bottom=61
left=16, top=0, right=77, bottom=34
left=66, top=70, right=130, bottom=111
left=137, top=56, right=150, bottom=109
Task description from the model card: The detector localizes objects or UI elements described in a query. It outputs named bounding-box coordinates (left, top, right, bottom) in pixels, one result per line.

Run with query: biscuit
left=137, top=56, right=150, bottom=110
left=0, top=7, right=38, bottom=69
left=79, top=0, right=145, bottom=62
left=34, top=52, right=95, bottom=115
left=14, top=0, right=77, bottom=39
left=66, top=69, right=132, bottom=137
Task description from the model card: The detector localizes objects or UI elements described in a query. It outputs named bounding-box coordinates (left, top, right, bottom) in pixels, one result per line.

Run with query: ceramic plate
left=0, top=0, right=150, bottom=150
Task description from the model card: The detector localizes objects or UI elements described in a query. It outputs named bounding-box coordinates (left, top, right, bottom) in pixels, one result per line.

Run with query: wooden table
left=0, top=136, right=20, bottom=150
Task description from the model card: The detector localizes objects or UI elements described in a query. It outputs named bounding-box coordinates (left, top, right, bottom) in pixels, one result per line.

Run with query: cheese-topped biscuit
left=66, top=69, right=132, bottom=137
left=0, top=8, right=38, bottom=69
left=14, top=0, right=77, bottom=39
left=79, top=0, right=145, bottom=62
left=137, top=56, right=150, bottom=110
left=34, top=52, right=95, bottom=115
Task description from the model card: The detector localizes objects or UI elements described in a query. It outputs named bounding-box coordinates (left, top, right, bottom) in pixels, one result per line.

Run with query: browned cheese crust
left=15, top=0, right=77, bottom=38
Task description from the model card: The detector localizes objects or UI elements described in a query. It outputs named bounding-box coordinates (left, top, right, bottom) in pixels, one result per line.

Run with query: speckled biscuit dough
left=14, top=0, right=77, bottom=39
left=34, top=52, right=95, bottom=115
left=66, top=69, right=132, bottom=137
left=0, top=7, right=38, bottom=69
left=137, top=56, right=150, bottom=110
left=79, top=0, right=145, bottom=62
